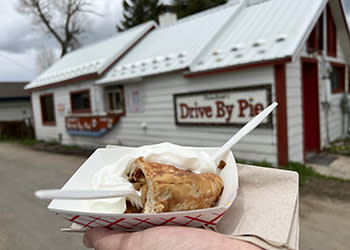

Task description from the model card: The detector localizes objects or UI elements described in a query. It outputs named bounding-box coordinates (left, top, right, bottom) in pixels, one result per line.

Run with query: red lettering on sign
left=180, top=103, right=212, bottom=119
left=216, top=101, right=225, bottom=118
left=239, top=99, right=265, bottom=118
left=216, top=101, right=234, bottom=122
left=238, top=99, right=248, bottom=117
left=180, top=104, right=190, bottom=119
left=255, top=103, right=264, bottom=115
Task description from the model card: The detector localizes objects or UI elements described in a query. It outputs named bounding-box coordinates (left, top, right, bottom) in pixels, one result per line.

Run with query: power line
left=0, top=51, right=35, bottom=72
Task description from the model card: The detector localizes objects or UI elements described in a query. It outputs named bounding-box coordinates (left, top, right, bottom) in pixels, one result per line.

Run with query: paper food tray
left=48, top=146, right=238, bottom=231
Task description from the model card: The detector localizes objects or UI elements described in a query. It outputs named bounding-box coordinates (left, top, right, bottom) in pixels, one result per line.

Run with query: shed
left=0, top=81, right=32, bottom=122
left=26, top=0, right=350, bottom=166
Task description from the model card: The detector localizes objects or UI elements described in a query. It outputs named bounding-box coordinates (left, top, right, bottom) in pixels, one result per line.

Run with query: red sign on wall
left=65, top=114, right=122, bottom=136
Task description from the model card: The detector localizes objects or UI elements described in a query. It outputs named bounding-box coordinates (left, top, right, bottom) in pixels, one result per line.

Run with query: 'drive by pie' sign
left=174, top=85, right=272, bottom=127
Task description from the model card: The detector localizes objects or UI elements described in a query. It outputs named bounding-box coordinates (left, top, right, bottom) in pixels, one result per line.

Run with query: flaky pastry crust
left=128, top=157, right=224, bottom=213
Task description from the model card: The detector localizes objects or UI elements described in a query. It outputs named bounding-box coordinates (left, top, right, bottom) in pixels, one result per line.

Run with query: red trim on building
left=28, top=73, right=99, bottom=93
left=40, top=93, right=56, bottom=126
left=330, top=62, right=345, bottom=93
left=26, top=25, right=156, bottom=92
left=184, top=58, right=292, bottom=79
left=99, top=25, right=156, bottom=76
left=301, top=58, right=321, bottom=155
left=300, top=57, right=318, bottom=64
left=70, top=89, right=92, bottom=114
left=327, top=4, right=337, bottom=57
left=274, top=64, right=288, bottom=166
left=306, top=14, right=324, bottom=54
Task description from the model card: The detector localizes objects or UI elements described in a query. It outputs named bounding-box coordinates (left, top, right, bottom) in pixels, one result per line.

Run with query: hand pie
left=127, top=157, right=224, bottom=213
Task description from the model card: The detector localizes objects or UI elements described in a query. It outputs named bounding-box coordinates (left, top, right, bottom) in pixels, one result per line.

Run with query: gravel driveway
left=0, top=142, right=349, bottom=250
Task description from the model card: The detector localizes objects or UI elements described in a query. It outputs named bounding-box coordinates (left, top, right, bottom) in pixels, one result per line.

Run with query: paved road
left=1, top=142, right=349, bottom=250
left=0, top=142, right=87, bottom=250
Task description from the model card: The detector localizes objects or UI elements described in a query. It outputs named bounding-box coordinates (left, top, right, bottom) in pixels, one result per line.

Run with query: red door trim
left=274, top=64, right=288, bottom=166
left=301, top=59, right=321, bottom=157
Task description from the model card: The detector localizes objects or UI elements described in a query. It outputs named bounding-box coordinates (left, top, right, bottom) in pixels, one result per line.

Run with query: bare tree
left=16, top=0, right=98, bottom=57
left=35, top=47, right=58, bottom=73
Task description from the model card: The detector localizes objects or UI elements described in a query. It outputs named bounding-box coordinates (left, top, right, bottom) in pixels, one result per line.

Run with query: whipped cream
left=88, top=142, right=217, bottom=213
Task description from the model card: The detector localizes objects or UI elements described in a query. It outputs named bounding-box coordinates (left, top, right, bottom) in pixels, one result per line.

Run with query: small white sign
left=127, top=89, right=143, bottom=113
left=174, top=85, right=272, bottom=127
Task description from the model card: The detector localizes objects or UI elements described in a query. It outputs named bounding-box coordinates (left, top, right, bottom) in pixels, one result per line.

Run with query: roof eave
left=25, top=72, right=99, bottom=92
left=184, top=57, right=292, bottom=78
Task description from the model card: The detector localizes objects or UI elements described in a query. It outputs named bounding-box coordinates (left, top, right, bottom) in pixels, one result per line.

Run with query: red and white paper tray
left=48, top=146, right=238, bottom=232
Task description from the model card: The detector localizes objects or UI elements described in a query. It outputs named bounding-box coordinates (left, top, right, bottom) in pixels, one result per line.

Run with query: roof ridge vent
left=252, top=39, right=266, bottom=47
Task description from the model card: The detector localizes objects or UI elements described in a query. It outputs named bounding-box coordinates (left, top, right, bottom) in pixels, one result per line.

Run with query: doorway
left=302, top=59, right=321, bottom=156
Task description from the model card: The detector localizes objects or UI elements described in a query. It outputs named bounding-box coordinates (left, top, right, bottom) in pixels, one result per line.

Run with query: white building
left=26, top=0, right=350, bottom=166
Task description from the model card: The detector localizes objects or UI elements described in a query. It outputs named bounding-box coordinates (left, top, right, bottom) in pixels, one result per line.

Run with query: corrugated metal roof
left=98, top=0, right=327, bottom=84
left=97, top=1, right=242, bottom=84
left=25, top=21, right=156, bottom=90
left=190, top=0, right=326, bottom=72
left=28, top=0, right=332, bottom=88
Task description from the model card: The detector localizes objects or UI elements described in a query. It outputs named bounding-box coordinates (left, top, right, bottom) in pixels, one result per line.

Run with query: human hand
left=83, top=226, right=262, bottom=250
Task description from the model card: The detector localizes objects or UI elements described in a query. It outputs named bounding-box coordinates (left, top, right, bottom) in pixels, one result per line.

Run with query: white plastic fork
left=212, top=102, right=278, bottom=161
left=35, top=187, right=143, bottom=208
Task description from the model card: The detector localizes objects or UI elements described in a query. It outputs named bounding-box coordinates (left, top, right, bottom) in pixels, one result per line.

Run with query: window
left=327, top=5, right=337, bottom=57
left=307, top=14, right=324, bottom=53
left=70, top=89, right=91, bottom=113
left=40, top=94, right=56, bottom=125
left=127, top=90, right=143, bottom=113
left=307, top=6, right=337, bottom=57
left=330, top=63, right=345, bottom=93
left=105, top=86, right=124, bottom=113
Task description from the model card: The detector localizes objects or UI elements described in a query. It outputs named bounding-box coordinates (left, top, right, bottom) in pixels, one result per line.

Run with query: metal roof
left=98, top=0, right=327, bottom=84
left=25, top=21, right=156, bottom=90
left=190, top=0, right=327, bottom=73
left=27, top=0, right=340, bottom=88
left=97, top=1, right=242, bottom=84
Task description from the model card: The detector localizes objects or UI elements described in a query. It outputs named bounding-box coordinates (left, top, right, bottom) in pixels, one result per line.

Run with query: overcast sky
left=1, top=0, right=350, bottom=83
left=0, top=0, right=123, bottom=82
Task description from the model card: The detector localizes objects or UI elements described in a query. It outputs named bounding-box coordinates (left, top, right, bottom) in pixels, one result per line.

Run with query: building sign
left=174, top=85, right=272, bottom=127
left=65, top=114, right=122, bottom=136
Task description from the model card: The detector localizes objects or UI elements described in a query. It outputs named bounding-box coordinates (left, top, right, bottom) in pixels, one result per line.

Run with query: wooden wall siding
left=0, top=101, right=32, bottom=122
left=32, top=92, right=57, bottom=141
left=32, top=66, right=278, bottom=165
left=298, top=27, right=348, bottom=151
left=32, top=79, right=100, bottom=143
left=286, top=60, right=304, bottom=163
left=117, top=67, right=278, bottom=165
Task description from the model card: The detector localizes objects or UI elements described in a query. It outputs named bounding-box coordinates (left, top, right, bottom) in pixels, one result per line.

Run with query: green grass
left=0, top=135, right=37, bottom=145
left=325, top=144, right=350, bottom=156
left=237, top=159, right=349, bottom=186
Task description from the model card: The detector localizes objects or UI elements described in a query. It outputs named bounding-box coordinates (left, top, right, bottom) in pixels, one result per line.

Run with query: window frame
left=105, top=86, right=125, bottom=115
left=307, top=14, right=324, bottom=54
left=70, top=89, right=92, bottom=114
left=40, top=93, right=56, bottom=126
left=327, top=5, right=337, bottom=57
left=329, top=62, right=345, bottom=94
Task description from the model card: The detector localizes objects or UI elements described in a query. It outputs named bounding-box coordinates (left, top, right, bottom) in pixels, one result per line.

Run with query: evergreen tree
left=117, top=0, right=228, bottom=32
left=173, top=0, right=227, bottom=19
left=117, top=0, right=160, bottom=32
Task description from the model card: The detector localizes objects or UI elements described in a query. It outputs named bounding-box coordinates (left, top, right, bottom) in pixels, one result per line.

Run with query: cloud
left=0, top=50, right=37, bottom=81
left=343, top=0, right=350, bottom=12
